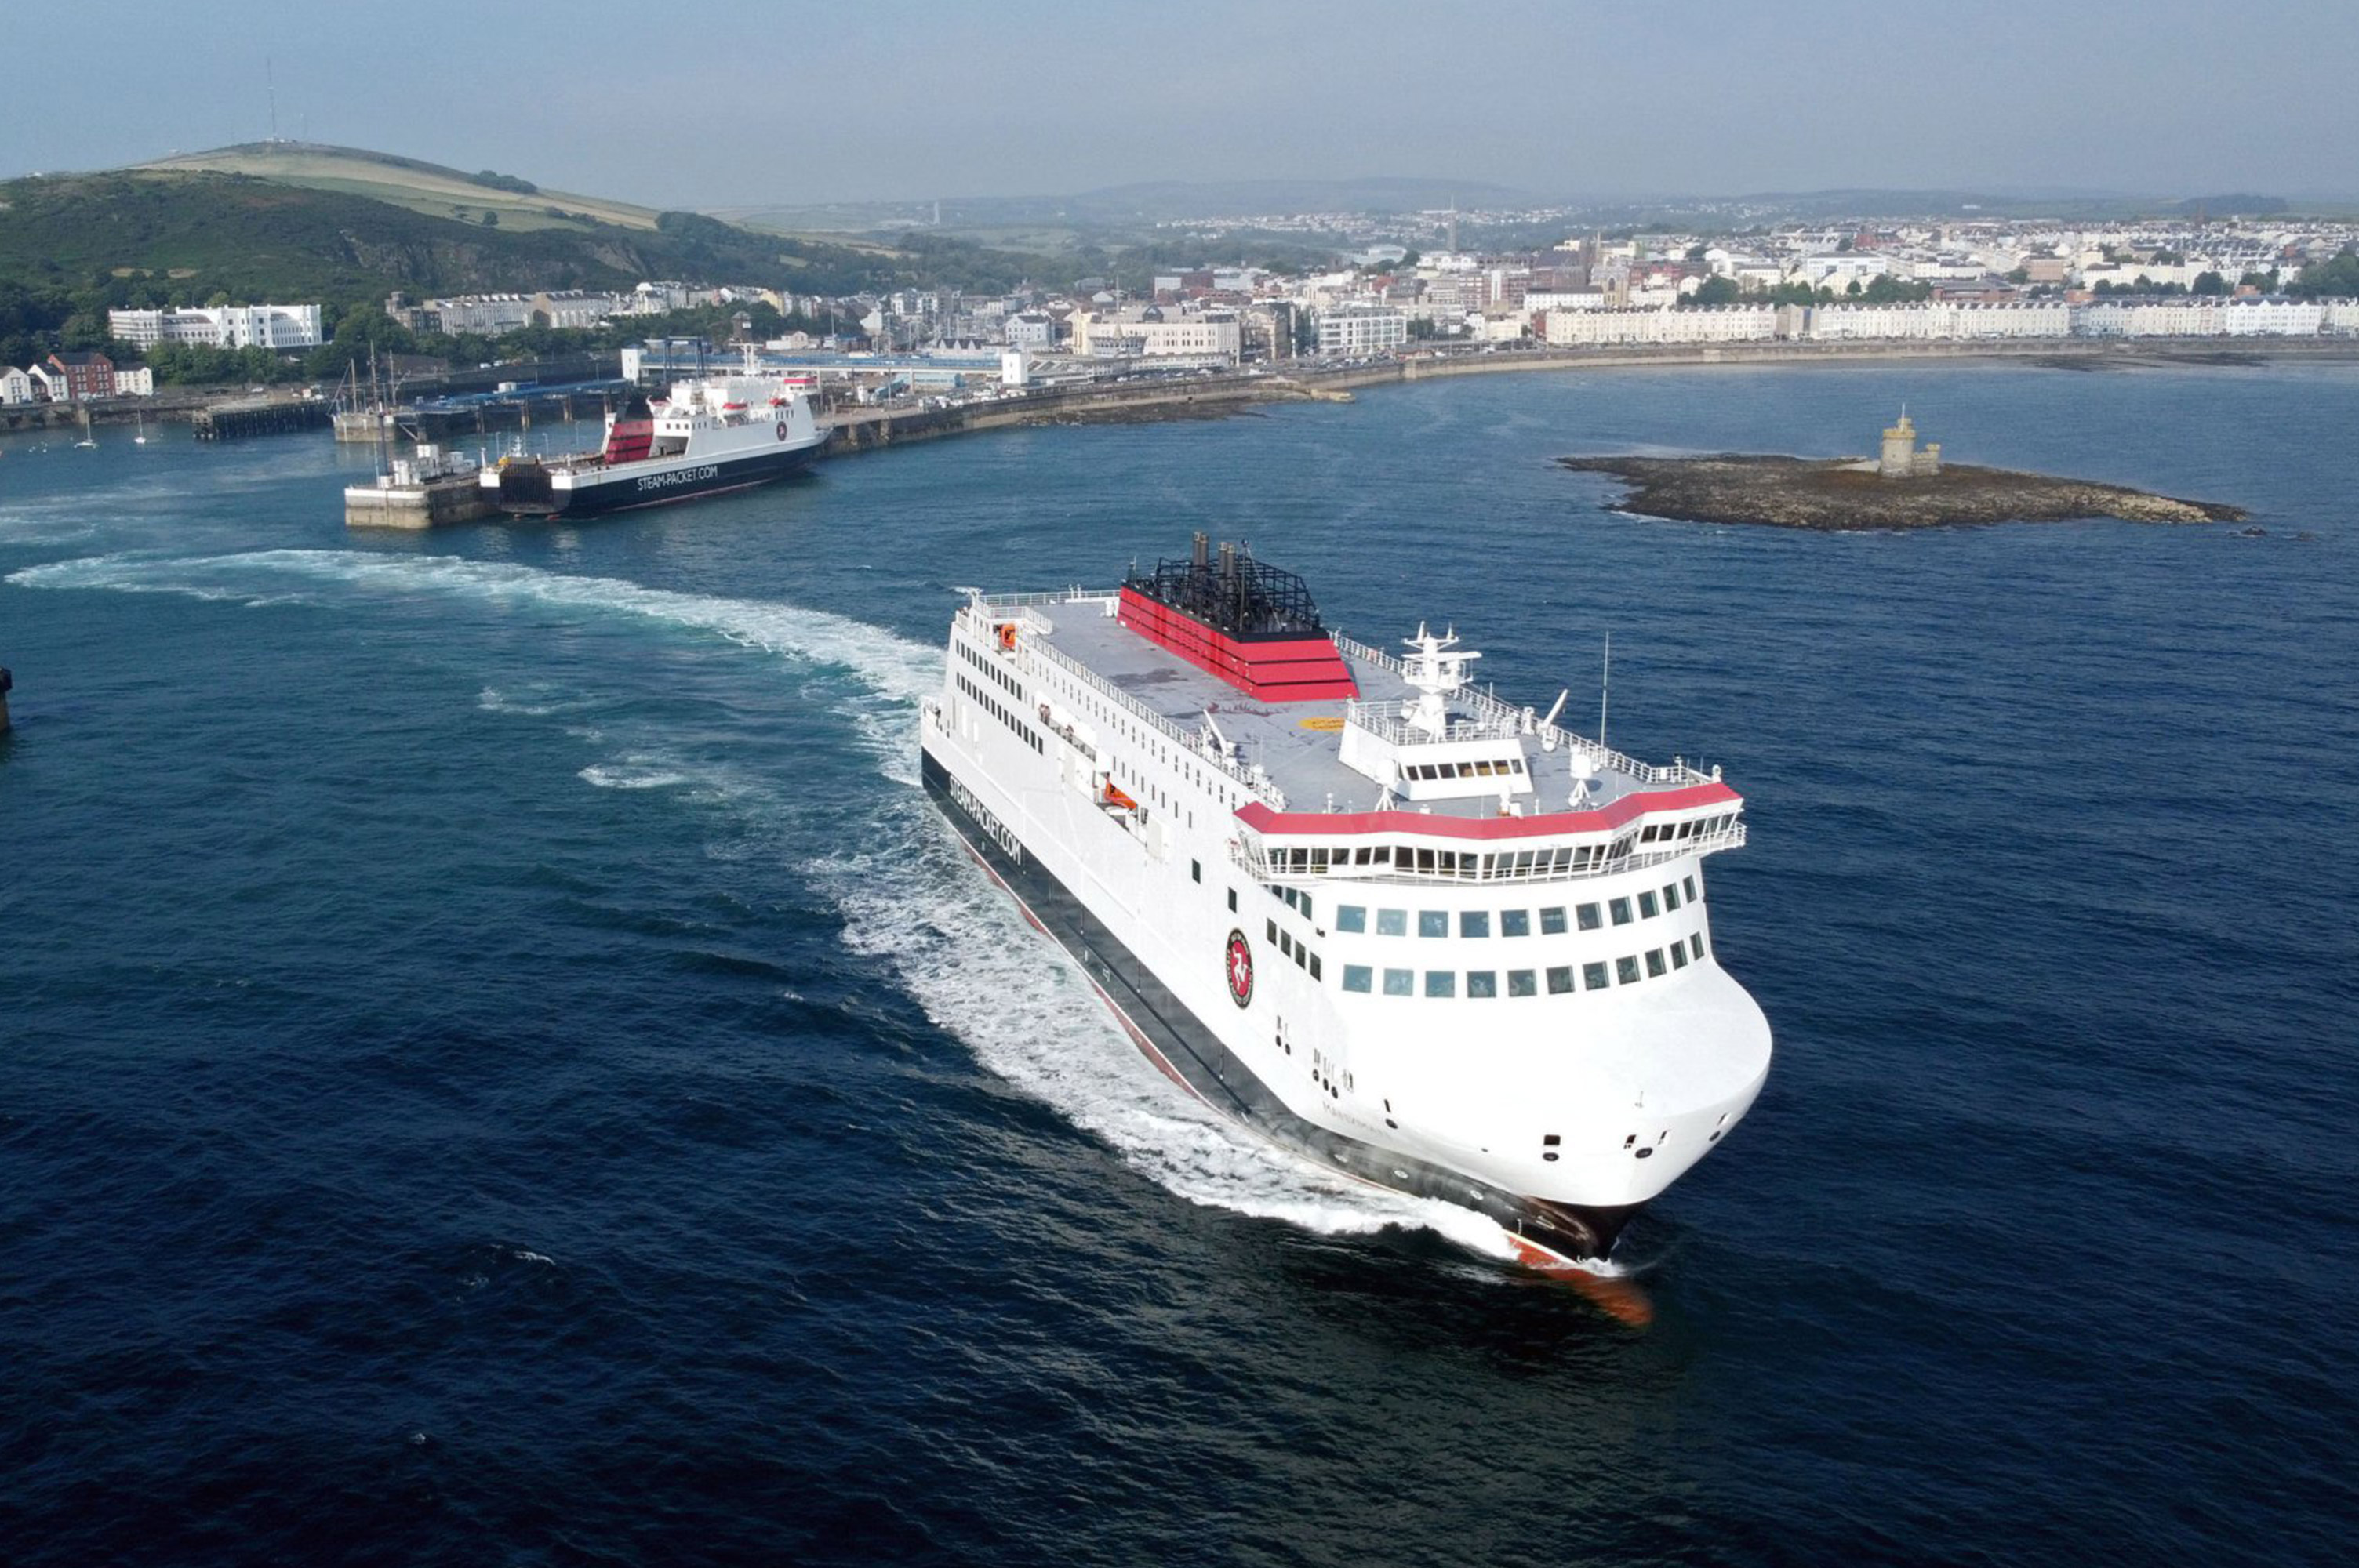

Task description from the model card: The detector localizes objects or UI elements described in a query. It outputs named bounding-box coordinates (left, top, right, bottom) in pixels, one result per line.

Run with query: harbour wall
left=819, top=336, right=2359, bottom=457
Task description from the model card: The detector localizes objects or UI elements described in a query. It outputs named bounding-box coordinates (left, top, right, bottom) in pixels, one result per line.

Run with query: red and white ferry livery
left=919, top=535, right=1772, bottom=1265
left=484, top=354, right=823, bottom=517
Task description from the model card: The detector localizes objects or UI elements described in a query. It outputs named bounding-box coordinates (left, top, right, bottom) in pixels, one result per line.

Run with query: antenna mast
left=267, top=56, right=278, bottom=141
left=1598, top=632, right=1611, bottom=751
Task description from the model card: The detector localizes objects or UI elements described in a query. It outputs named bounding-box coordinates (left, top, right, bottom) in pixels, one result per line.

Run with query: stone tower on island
left=1879, top=410, right=1941, bottom=479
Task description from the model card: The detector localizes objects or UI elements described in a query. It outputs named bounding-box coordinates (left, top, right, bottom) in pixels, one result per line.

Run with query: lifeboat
left=1101, top=780, right=1139, bottom=812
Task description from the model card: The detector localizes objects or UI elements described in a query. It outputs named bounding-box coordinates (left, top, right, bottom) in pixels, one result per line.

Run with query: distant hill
left=0, top=158, right=1041, bottom=317
left=136, top=141, right=665, bottom=234
left=723, top=176, right=1538, bottom=237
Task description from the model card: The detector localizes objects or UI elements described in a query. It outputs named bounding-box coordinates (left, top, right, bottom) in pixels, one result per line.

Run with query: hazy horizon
left=9, top=0, right=2357, bottom=211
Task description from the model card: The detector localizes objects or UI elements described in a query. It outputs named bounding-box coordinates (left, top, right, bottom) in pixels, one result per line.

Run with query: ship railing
left=1230, top=821, right=1745, bottom=886
left=964, top=601, right=1289, bottom=810
left=968, top=586, right=1123, bottom=611
left=1343, top=698, right=1523, bottom=746
left=1332, top=632, right=1713, bottom=787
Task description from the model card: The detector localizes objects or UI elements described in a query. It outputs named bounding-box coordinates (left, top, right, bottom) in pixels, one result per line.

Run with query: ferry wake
left=918, top=535, right=1771, bottom=1267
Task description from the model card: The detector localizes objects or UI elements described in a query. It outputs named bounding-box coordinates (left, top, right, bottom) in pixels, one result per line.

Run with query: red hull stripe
left=1116, top=588, right=1359, bottom=703
left=1233, top=780, right=1741, bottom=841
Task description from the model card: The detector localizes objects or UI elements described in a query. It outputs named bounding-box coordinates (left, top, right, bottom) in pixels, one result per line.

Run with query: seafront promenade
left=820, top=334, right=2359, bottom=456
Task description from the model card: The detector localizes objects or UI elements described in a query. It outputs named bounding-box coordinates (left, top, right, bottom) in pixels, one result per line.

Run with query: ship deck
left=1006, top=591, right=1670, bottom=821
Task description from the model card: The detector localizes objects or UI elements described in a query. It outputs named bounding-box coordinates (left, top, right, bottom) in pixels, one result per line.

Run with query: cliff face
left=1558, top=454, right=2247, bottom=530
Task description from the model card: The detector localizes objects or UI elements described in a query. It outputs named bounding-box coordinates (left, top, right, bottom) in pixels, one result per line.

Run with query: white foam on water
left=479, top=683, right=597, bottom=717
left=8, top=549, right=945, bottom=710
left=580, top=762, right=696, bottom=791
left=817, top=793, right=1529, bottom=1263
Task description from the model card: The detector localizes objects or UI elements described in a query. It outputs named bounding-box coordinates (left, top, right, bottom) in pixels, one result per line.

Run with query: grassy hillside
left=137, top=142, right=663, bottom=234
left=0, top=166, right=1039, bottom=311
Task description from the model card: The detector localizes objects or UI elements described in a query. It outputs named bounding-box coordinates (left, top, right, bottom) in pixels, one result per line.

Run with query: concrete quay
left=344, top=449, right=496, bottom=529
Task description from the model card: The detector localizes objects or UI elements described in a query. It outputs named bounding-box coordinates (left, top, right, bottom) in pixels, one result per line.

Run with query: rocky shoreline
left=1558, top=453, right=2248, bottom=530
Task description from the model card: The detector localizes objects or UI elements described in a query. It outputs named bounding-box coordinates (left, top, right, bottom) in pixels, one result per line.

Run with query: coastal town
left=7, top=210, right=2359, bottom=433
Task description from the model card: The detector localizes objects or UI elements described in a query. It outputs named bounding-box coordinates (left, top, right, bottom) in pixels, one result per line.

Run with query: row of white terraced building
left=1539, top=297, right=2359, bottom=347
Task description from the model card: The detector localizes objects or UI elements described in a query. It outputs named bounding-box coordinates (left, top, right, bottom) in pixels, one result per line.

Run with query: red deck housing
left=1117, top=586, right=1360, bottom=703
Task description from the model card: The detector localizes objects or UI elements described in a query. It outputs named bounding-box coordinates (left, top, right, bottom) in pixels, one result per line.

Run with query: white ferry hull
left=492, top=440, right=820, bottom=517
left=920, top=744, right=1643, bottom=1262
left=921, top=550, right=1772, bottom=1270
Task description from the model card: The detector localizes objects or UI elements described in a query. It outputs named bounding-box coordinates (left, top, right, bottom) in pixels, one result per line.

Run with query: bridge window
left=1507, top=969, right=1537, bottom=998
left=1424, top=971, right=1456, bottom=998
left=1383, top=967, right=1414, bottom=996
left=1637, top=891, right=1659, bottom=919
left=1539, top=906, right=1568, bottom=935
left=1336, top=904, right=1367, bottom=933
left=1609, top=898, right=1633, bottom=926
left=1582, top=962, right=1609, bottom=991
left=1576, top=902, right=1602, bottom=931
left=1376, top=908, right=1408, bottom=937
left=1548, top=966, right=1576, bottom=995
left=1685, top=875, right=1699, bottom=902
left=1616, top=956, right=1641, bottom=985
left=1500, top=909, right=1531, bottom=937
left=1645, top=948, right=1667, bottom=978
left=1663, top=882, right=1681, bottom=910
left=1418, top=910, right=1448, bottom=938
left=1343, top=964, right=1372, bottom=993
left=1459, top=911, right=1490, bottom=938
left=1466, top=971, right=1497, bottom=998
left=1670, top=943, right=1688, bottom=970
left=1690, top=932, right=1707, bottom=960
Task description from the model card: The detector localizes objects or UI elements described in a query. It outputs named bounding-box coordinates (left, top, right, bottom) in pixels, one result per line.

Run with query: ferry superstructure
left=483, top=356, right=823, bottom=516
left=918, top=535, right=1772, bottom=1265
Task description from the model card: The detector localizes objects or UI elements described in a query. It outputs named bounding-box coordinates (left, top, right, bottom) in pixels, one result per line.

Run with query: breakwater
left=191, top=398, right=333, bottom=441
left=821, top=336, right=2359, bottom=458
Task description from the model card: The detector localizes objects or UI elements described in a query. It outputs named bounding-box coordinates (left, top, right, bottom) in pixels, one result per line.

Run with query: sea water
left=3, top=364, right=2355, bottom=1565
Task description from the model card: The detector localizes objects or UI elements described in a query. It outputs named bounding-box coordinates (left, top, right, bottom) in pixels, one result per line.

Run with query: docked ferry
left=919, top=535, right=1772, bottom=1267
left=483, top=356, right=823, bottom=516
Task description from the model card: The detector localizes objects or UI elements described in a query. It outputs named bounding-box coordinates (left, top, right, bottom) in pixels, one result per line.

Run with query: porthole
left=1634, top=1146, right=1653, bottom=1160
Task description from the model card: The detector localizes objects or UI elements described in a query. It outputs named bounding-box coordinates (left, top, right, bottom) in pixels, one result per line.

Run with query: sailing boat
left=73, top=405, right=97, bottom=449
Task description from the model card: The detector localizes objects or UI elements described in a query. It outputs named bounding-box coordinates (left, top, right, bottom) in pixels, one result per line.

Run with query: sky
left=8, top=0, right=2356, bottom=209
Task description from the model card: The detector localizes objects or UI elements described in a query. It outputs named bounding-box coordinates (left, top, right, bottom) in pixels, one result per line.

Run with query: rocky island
left=1560, top=412, right=2245, bottom=531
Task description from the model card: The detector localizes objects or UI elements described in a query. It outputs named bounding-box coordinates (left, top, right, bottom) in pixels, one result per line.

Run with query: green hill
left=135, top=141, right=666, bottom=234
left=0, top=167, right=928, bottom=306
left=0, top=152, right=1083, bottom=376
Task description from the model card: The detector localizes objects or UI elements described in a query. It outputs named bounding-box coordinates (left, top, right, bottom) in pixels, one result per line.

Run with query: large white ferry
left=483, top=355, right=823, bottom=517
left=920, top=535, right=1772, bottom=1267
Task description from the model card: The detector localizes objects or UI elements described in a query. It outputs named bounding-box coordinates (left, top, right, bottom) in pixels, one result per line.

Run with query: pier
left=343, top=448, right=496, bottom=529
left=192, top=397, right=332, bottom=441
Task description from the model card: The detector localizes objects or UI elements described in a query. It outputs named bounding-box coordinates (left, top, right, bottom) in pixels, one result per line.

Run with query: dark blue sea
left=5, top=363, right=2355, bottom=1566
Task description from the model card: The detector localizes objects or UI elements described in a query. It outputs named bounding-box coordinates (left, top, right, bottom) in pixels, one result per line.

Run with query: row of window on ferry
left=1400, top=757, right=1528, bottom=781
left=1266, top=814, right=1738, bottom=879
left=1330, top=874, right=1701, bottom=938
left=1341, top=931, right=1711, bottom=998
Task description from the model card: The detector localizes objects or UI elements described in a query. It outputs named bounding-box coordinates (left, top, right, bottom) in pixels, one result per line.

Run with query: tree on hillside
left=1683, top=275, right=1741, bottom=307
left=2192, top=270, right=2229, bottom=296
